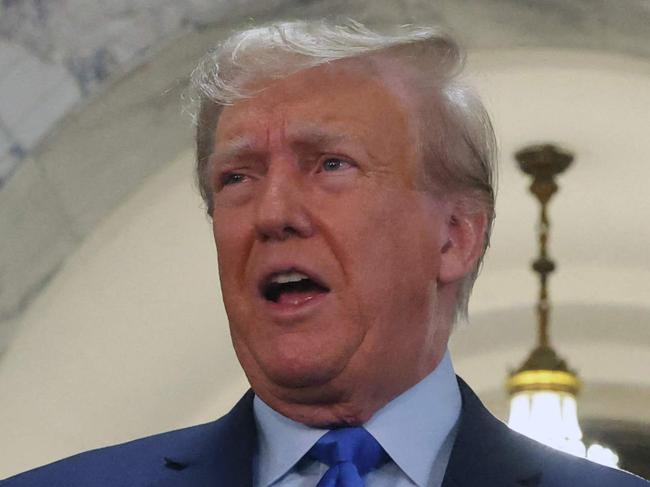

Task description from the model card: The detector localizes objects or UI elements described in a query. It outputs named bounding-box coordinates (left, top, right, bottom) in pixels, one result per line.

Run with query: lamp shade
left=508, top=390, right=586, bottom=457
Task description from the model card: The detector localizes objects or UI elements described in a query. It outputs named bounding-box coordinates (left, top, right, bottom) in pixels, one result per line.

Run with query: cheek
left=212, top=212, right=251, bottom=287
left=343, top=192, right=441, bottom=300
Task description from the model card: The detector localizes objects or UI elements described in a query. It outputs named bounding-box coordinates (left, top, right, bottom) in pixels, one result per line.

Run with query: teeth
left=270, top=271, right=310, bottom=284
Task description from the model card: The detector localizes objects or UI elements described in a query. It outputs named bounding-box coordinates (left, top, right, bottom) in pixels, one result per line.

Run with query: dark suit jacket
left=1, top=378, right=647, bottom=486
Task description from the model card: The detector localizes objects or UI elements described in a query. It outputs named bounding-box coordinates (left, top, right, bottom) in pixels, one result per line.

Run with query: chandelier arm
left=537, top=203, right=551, bottom=348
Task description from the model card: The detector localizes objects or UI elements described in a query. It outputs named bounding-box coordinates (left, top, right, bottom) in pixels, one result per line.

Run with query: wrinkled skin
left=210, top=60, right=486, bottom=426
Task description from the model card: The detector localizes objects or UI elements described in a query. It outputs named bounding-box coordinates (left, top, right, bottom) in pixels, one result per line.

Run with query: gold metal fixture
left=507, top=144, right=580, bottom=397
left=506, top=145, right=619, bottom=467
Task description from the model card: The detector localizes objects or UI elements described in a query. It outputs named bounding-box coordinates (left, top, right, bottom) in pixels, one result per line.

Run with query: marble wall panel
left=11, top=72, right=80, bottom=148
left=0, top=40, right=22, bottom=74
left=0, top=125, right=9, bottom=157
left=0, top=157, right=78, bottom=321
left=0, top=152, right=17, bottom=185
left=0, top=53, right=53, bottom=127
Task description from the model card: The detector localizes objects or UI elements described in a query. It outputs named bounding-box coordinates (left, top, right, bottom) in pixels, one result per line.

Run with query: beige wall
left=0, top=153, right=248, bottom=477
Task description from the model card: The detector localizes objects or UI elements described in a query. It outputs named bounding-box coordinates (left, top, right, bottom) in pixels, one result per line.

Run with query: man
left=2, top=20, right=646, bottom=487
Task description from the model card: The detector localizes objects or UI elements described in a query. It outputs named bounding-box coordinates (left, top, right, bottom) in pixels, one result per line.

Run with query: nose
left=254, top=164, right=314, bottom=242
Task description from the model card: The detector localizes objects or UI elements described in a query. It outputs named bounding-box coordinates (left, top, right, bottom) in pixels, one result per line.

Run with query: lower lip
left=261, top=291, right=330, bottom=320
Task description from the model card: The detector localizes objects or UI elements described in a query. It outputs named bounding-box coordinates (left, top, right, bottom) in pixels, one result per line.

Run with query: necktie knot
left=308, top=427, right=388, bottom=485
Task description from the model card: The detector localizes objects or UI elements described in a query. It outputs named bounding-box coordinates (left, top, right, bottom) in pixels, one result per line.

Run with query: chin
left=262, top=354, right=346, bottom=390
left=246, top=328, right=357, bottom=386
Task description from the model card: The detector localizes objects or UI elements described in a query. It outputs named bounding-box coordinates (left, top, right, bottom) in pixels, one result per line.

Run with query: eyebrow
left=289, top=125, right=373, bottom=162
left=210, top=124, right=363, bottom=167
left=288, top=125, right=356, bottom=148
left=211, top=136, right=259, bottom=167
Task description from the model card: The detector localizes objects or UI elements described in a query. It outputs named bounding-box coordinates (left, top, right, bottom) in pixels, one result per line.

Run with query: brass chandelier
left=506, top=144, right=618, bottom=467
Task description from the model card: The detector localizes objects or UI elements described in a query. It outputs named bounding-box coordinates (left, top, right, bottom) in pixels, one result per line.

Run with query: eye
left=220, top=172, right=247, bottom=187
left=320, top=157, right=353, bottom=172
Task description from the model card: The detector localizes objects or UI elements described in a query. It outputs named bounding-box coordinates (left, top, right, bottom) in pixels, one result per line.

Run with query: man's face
left=210, top=61, right=453, bottom=422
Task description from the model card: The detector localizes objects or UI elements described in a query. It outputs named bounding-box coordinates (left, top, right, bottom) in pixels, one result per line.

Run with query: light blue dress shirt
left=253, top=350, right=461, bottom=487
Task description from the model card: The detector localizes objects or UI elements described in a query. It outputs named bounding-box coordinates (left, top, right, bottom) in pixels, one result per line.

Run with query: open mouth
left=260, top=270, right=330, bottom=305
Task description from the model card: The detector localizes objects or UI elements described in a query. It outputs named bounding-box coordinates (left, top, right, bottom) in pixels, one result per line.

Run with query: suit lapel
left=158, top=389, right=258, bottom=486
left=442, top=377, right=544, bottom=487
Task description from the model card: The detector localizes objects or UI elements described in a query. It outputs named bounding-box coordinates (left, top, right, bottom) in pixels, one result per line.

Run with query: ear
left=438, top=205, right=488, bottom=285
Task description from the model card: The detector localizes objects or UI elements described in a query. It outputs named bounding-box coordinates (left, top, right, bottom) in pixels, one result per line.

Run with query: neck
left=252, top=344, right=449, bottom=427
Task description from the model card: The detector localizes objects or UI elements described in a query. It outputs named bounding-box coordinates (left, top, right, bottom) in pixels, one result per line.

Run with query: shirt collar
left=364, top=349, right=461, bottom=486
left=254, top=395, right=327, bottom=486
left=253, top=349, right=461, bottom=487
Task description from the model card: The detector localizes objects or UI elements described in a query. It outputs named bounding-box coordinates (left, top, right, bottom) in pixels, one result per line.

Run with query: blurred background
left=0, top=0, right=649, bottom=480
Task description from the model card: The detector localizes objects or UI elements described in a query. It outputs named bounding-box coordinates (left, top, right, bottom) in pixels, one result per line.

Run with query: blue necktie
left=307, top=427, right=388, bottom=486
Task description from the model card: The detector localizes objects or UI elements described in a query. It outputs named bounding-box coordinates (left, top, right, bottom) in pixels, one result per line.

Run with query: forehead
left=213, top=60, right=419, bottom=157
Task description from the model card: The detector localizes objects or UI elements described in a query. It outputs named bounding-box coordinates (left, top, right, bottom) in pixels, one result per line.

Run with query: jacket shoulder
left=511, top=426, right=648, bottom=486
left=448, top=378, right=649, bottom=487
left=0, top=419, right=223, bottom=486
left=1, top=389, right=257, bottom=487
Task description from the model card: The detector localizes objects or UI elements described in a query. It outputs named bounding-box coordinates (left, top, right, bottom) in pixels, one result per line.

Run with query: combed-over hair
left=189, top=19, right=497, bottom=322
